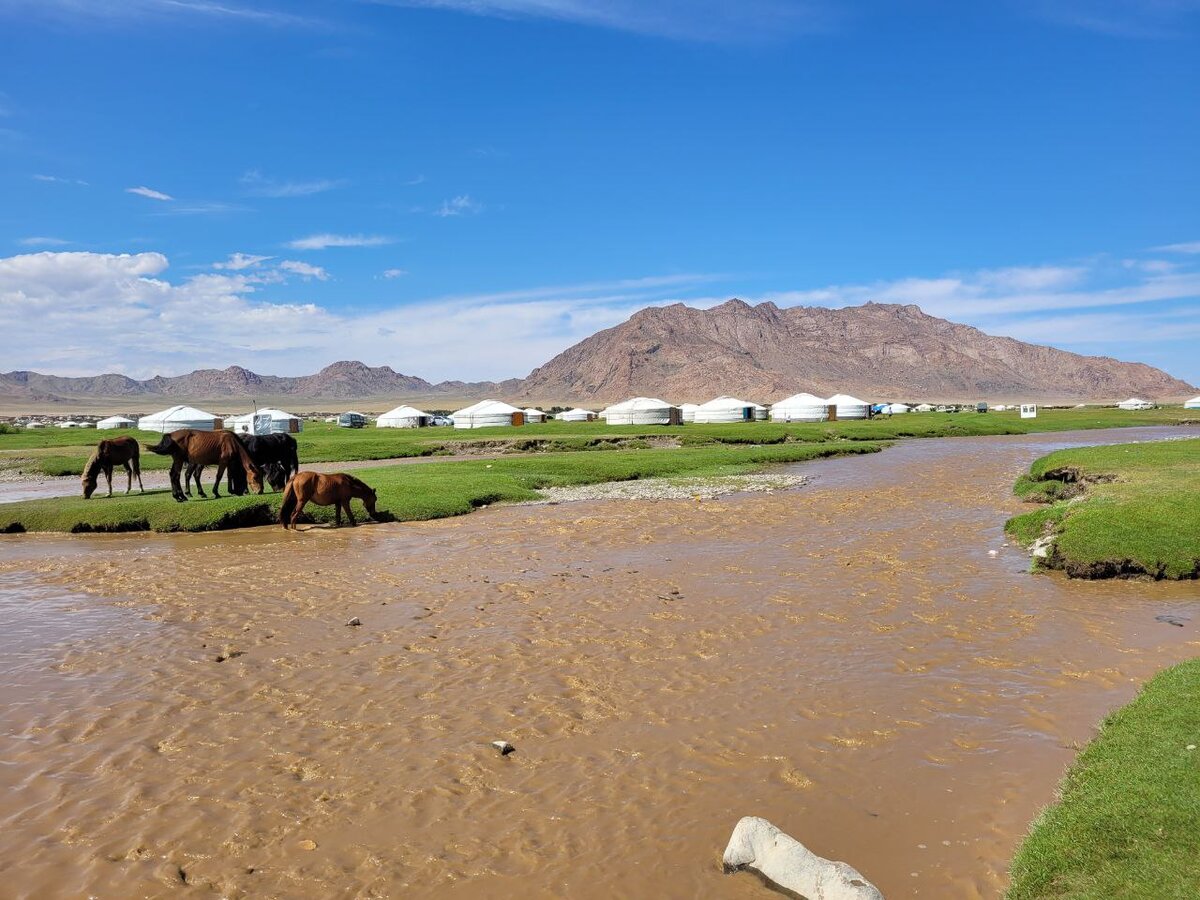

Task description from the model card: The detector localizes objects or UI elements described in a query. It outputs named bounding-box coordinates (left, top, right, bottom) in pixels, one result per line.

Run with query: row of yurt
left=770, top=393, right=827, bottom=422
left=452, top=399, right=526, bottom=429
left=602, top=397, right=682, bottom=425
left=378, top=405, right=434, bottom=428
left=138, top=405, right=223, bottom=433
left=97, top=415, right=136, bottom=429
left=558, top=408, right=597, bottom=422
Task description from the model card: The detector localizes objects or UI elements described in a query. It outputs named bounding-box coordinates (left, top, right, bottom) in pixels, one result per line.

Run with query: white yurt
left=679, top=402, right=701, bottom=423
left=826, top=393, right=871, bottom=420
left=601, top=397, right=680, bottom=426
left=259, top=408, right=303, bottom=433
left=752, top=403, right=769, bottom=421
left=1184, top=396, right=1200, bottom=410
left=138, top=405, right=223, bottom=433
left=522, top=408, right=547, bottom=424
left=226, top=412, right=271, bottom=435
left=694, top=396, right=758, bottom=424
left=558, top=408, right=597, bottom=422
left=97, top=415, right=136, bottom=430
left=377, top=405, right=433, bottom=428
left=770, top=392, right=828, bottom=423
left=883, top=403, right=911, bottom=414
left=57, top=421, right=79, bottom=428
left=451, top=399, right=526, bottom=429
left=914, top=403, right=935, bottom=412
left=1117, top=397, right=1154, bottom=410
left=24, top=421, right=46, bottom=428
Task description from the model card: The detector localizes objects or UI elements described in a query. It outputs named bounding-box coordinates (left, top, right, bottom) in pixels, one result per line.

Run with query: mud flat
left=1, top=426, right=1198, bottom=898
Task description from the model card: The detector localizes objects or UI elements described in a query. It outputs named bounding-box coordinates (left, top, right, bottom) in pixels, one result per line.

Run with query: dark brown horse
left=81, top=436, right=144, bottom=499
left=146, top=429, right=263, bottom=502
left=279, top=472, right=377, bottom=529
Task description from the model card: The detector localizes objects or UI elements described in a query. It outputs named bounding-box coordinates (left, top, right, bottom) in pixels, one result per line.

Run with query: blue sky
left=1, top=0, right=1197, bottom=386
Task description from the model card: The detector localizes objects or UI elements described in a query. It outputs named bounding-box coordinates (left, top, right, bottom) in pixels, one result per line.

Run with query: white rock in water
left=988, top=549, right=999, bottom=557
left=722, top=816, right=882, bottom=899
left=491, top=740, right=515, bottom=756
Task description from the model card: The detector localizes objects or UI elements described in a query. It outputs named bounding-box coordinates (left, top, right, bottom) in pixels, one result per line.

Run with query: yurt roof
left=452, top=399, right=524, bottom=416
left=142, top=404, right=219, bottom=421
left=604, top=396, right=673, bottom=412
left=826, top=393, right=868, bottom=405
left=258, top=407, right=299, bottom=420
left=679, top=403, right=701, bottom=412
left=97, top=415, right=135, bottom=425
left=773, top=392, right=826, bottom=406
left=1187, top=396, right=1200, bottom=404
left=522, top=407, right=546, bottom=415
left=563, top=407, right=595, bottom=415
left=1121, top=397, right=1145, bottom=404
left=698, top=395, right=756, bottom=411
left=380, top=405, right=430, bottom=419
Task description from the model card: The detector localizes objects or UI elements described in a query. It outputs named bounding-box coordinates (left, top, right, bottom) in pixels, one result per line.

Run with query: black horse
left=238, top=433, right=300, bottom=490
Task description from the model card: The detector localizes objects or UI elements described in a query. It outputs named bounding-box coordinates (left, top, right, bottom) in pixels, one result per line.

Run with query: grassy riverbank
left=1007, top=658, right=1200, bottom=899
left=1, top=407, right=1196, bottom=479
left=1006, top=439, right=1200, bottom=579
left=0, top=441, right=880, bottom=533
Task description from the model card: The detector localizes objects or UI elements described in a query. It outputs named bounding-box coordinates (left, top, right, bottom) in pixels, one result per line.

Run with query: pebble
left=297, top=839, right=318, bottom=851
left=987, top=550, right=999, bottom=557
left=491, top=740, right=515, bottom=756
left=346, top=617, right=362, bottom=627
left=1187, top=745, right=1196, bottom=751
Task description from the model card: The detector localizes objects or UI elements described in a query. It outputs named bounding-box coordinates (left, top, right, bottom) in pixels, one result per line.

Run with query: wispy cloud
left=285, top=233, right=393, bottom=250
left=382, top=267, right=408, bottom=278
left=1030, top=0, right=1200, bottom=38
left=213, top=252, right=272, bottom=270
left=33, top=173, right=88, bottom=185
left=278, top=259, right=329, bottom=280
left=366, top=0, right=837, bottom=42
left=18, top=236, right=71, bottom=247
left=404, top=174, right=426, bottom=186
left=126, top=185, right=174, bottom=201
left=240, top=169, right=345, bottom=197
left=1155, top=240, right=1200, bottom=254
left=435, top=194, right=482, bottom=217
left=0, top=0, right=322, bottom=28
left=153, top=201, right=249, bottom=216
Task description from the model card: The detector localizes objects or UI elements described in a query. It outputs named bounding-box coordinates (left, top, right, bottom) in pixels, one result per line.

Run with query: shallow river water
left=1, top=427, right=1198, bottom=899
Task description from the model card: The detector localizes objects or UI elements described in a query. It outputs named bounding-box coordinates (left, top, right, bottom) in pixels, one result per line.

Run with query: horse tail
left=288, top=436, right=300, bottom=476
left=279, top=479, right=298, bottom=528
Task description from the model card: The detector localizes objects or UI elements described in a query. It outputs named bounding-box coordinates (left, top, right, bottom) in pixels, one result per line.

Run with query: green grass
left=1005, top=439, right=1200, bottom=579
left=1007, top=658, right=1200, bottom=899
left=0, top=441, right=882, bottom=534
left=3, top=407, right=1196, bottom=478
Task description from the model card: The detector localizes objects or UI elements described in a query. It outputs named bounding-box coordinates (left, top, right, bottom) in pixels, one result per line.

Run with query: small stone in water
left=346, top=617, right=362, bottom=627
left=492, top=740, right=515, bottom=756
left=297, top=839, right=317, bottom=851
left=988, top=550, right=999, bottom=557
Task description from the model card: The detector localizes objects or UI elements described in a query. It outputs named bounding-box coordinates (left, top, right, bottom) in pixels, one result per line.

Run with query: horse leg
left=291, top=497, right=306, bottom=529
left=134, top=457, right=144, bottom=493
left=212, top=463, right=225, bottom=498
left=123, top=461, right=133, bottom=494
left=170, top=461, right=186, bottom=502
left=334, top=501, right=342, bottom=527
left=104, top=464, right=113, bottom=498
left=344, top=499, right=357, bottom=527
left=190, top=464, right=206, bottom=498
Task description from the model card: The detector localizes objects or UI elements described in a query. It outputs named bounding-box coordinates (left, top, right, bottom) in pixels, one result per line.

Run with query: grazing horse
left=81, top=436, right=144, bottom=499
left=146, top=429, right=263, bottom=502
left=279, top=472, right=377, bottom=529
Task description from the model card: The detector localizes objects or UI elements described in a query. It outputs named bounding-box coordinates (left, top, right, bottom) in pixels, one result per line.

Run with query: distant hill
left=1, top=301, right=1192, bottom=409
left=518, top=300, right=1195, bottom=402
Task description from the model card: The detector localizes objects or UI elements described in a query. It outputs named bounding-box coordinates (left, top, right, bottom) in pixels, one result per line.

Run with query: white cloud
left=126, top=185, right=174, bottom=201
left=366, top=0, right=837, bottom=42
left=1155, top=240, right=1200, bottom=254
left=278, top=259, right=329, bottom=280
left=382, top=267, right=408, bottom=278
left=18, top=236, right=71, bottom=247
left=286, top=233, right=393, bottom=250
left=2, top=0, right=321, bottom=28
left=154, top=201, right=248, bottom=216
left=213, top=252, right=272, bottom=270
left=1030, top=0, right=1200, bottom=38
left=32, top=173, right=88, bottom=185
left=404, top=175, right=426, bottom=186
left=435, top=194, right=482, bottom=217
left=240, top=170, right=344, bottom=197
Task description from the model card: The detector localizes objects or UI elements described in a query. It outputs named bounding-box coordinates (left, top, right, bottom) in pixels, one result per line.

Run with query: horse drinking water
left=279, top=472, right=378, bottom=529
left=81, top=436, right=145, bottom=499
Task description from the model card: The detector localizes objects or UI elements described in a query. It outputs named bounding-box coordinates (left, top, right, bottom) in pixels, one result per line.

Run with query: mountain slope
left=518, top=300, right=1194, bottom=402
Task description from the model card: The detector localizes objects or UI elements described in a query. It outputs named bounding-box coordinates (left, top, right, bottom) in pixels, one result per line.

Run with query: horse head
left=81, top=450, right=102, bottom=499
left=363, top=486, right=378, bottom=519
left=246, top=463, right=264, bottom=495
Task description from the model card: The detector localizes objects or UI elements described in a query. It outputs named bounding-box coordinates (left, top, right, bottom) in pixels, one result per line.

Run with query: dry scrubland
left=1, top=406, right=1196, bottom=535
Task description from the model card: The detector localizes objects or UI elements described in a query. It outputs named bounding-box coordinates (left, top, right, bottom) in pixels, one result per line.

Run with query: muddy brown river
left=2, top=427, right=1198, bottom=899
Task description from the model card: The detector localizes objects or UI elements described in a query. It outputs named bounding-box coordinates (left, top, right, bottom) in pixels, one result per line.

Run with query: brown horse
left=146, top=429, right=263, bottom=502
left=279, top=472, right=378, bottom=529
left=81, top=436, right=144, bottom=499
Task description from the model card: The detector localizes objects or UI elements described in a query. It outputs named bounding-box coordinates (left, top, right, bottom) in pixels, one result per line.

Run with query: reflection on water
left=0, top=426, right=1198, bottom=899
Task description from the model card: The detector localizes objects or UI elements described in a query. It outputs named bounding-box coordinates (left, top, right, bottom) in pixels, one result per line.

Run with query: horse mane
left=82, top=448, right=104, bottom=480
left=345, top=474, right=374, bottom=492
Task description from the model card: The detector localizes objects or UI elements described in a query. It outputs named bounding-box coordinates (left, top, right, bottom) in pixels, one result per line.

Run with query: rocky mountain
left=2, top=301, right=1193, bottom=407
left=518, top=300, right=1194, bottom=402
